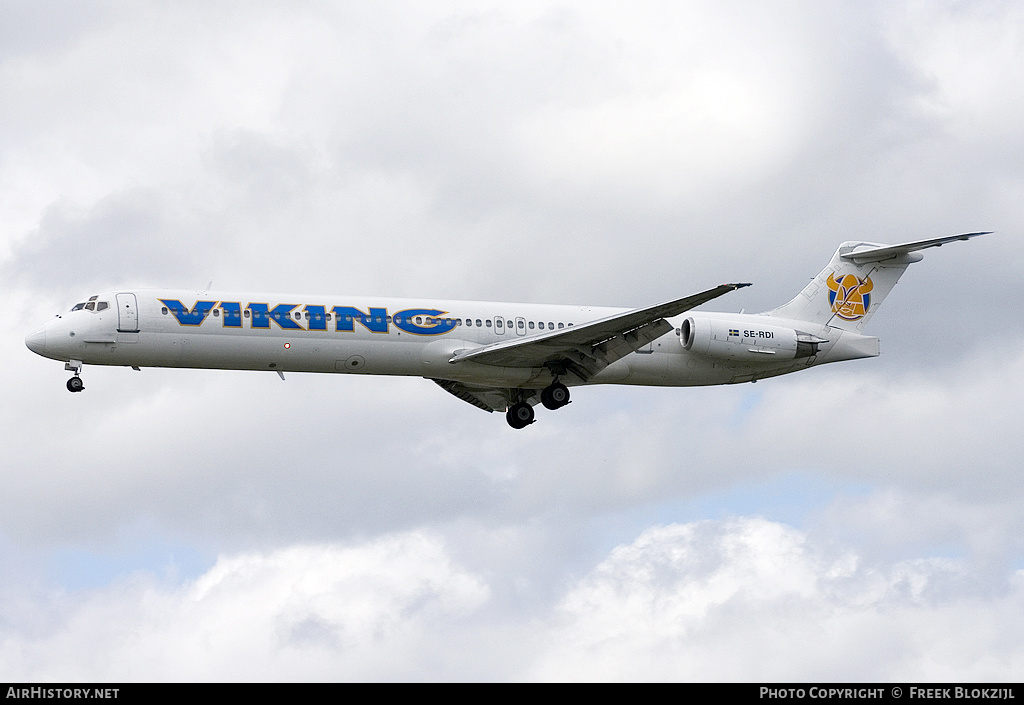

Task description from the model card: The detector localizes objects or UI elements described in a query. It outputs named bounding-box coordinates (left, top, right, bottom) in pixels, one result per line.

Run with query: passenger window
left=213, top=308, right=220, bottom=317
left=485, top=320, right=491, bottom=327
left=528, top=322, right=534, bottom=329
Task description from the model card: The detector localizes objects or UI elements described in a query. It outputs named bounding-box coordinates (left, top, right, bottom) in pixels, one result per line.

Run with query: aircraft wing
left=841, top=231, right=990, bottom=264
left=448, top=283, right=750, bottom=384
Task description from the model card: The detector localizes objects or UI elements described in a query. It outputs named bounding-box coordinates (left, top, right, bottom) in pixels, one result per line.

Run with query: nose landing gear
left=65, top=360, right=84, bottom=393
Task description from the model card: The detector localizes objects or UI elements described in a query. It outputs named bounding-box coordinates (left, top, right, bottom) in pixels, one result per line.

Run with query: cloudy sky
left=2, top=0, right=1022, bottom=681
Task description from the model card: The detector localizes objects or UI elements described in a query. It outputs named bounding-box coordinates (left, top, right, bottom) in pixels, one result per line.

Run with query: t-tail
left=764, top=232, right=989, bottom=332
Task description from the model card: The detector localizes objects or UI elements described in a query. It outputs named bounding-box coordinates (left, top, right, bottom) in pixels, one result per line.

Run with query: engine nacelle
left=679, top=317, right=824, bottom=361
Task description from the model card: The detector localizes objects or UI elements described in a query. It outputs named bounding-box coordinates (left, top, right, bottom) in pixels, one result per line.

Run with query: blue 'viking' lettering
left=305, top=305, right=328, bottom=331
left=393, top=309, right=457, bottom=335
left=160, top=299, right=456, bottom=336
left=332, top=306, right=389, bottom=333
left=220, top=302, right=242, bottom=328
left=161, top=299, right=217, bottom=326
left=247, top=303, right=303, bottom=330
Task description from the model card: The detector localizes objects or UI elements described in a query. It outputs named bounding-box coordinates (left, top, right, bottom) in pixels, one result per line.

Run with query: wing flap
left=430, top=379, right=542, bottom=413
left=430, top=378, right=504, bottom=412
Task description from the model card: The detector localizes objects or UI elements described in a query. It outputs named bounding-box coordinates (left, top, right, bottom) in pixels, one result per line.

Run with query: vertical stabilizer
left=763, top=232, right=987, bottom=332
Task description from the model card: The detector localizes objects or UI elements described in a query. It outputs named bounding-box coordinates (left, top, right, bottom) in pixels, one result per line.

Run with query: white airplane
left=25, top=233, right=985, bottom=428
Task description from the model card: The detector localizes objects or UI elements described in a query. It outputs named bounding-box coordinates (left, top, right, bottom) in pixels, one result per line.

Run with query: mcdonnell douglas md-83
left=26, top=233, right=985, bottom=428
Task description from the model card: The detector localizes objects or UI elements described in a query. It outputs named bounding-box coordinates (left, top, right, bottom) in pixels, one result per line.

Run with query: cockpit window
left=71, top=303, right=86, bottom=311
left=96, top=302, right=109, bottom=311
left=85, top=302, right=95, bottom=311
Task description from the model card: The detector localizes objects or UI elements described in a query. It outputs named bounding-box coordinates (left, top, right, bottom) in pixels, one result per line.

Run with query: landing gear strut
left=65, top=360, right=84, bottom=393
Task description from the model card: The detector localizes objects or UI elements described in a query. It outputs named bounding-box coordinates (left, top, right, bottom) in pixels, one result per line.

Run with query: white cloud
left=0, top=532, right=490, bottom=681
left=3, top=519, right=1023, bottom=681
left=532, top=518, right=1024, bottom=681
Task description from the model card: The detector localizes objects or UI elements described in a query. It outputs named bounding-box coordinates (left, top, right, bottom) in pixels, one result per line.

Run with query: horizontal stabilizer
left=840, top=232, right=990, bottom=264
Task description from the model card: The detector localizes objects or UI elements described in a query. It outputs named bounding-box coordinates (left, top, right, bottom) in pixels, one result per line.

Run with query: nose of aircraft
left=25, top=326, right=47, bottom=355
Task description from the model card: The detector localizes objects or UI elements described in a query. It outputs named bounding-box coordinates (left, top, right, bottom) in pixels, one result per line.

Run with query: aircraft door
left=116, top=293, right=140, bottom=332
left=515, top=317, right=526, bottom=336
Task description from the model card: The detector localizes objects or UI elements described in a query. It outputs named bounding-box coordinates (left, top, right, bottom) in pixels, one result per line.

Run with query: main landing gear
left=65, top=360, right=84, bottom=393
left=505, top=382, right=571, bottom=429
left=506, top=402, right=534, bottom=429
left=540, top=382, right=570, bottom=410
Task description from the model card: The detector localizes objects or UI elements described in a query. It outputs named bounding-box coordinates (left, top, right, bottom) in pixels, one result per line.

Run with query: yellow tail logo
left=826, top=273, right=873, bottom=321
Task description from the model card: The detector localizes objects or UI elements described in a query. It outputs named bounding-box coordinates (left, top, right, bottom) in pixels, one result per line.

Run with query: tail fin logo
left=826, top=272, right=873, bottom=321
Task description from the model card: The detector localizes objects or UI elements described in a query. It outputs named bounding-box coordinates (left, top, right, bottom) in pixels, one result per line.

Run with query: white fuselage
left=25, top=289, right=878, bottom=389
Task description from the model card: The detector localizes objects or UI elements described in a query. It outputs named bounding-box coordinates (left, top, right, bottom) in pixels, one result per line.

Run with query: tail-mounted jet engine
left=680, top=317, right=826, bottom=361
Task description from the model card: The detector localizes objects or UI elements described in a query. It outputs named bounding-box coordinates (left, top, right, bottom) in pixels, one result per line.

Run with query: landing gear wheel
left=541, top=382, right=570, bottom=410
left=506, top=401, right=535, bottom=429
left=67, top=376, right=84, bottom=393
